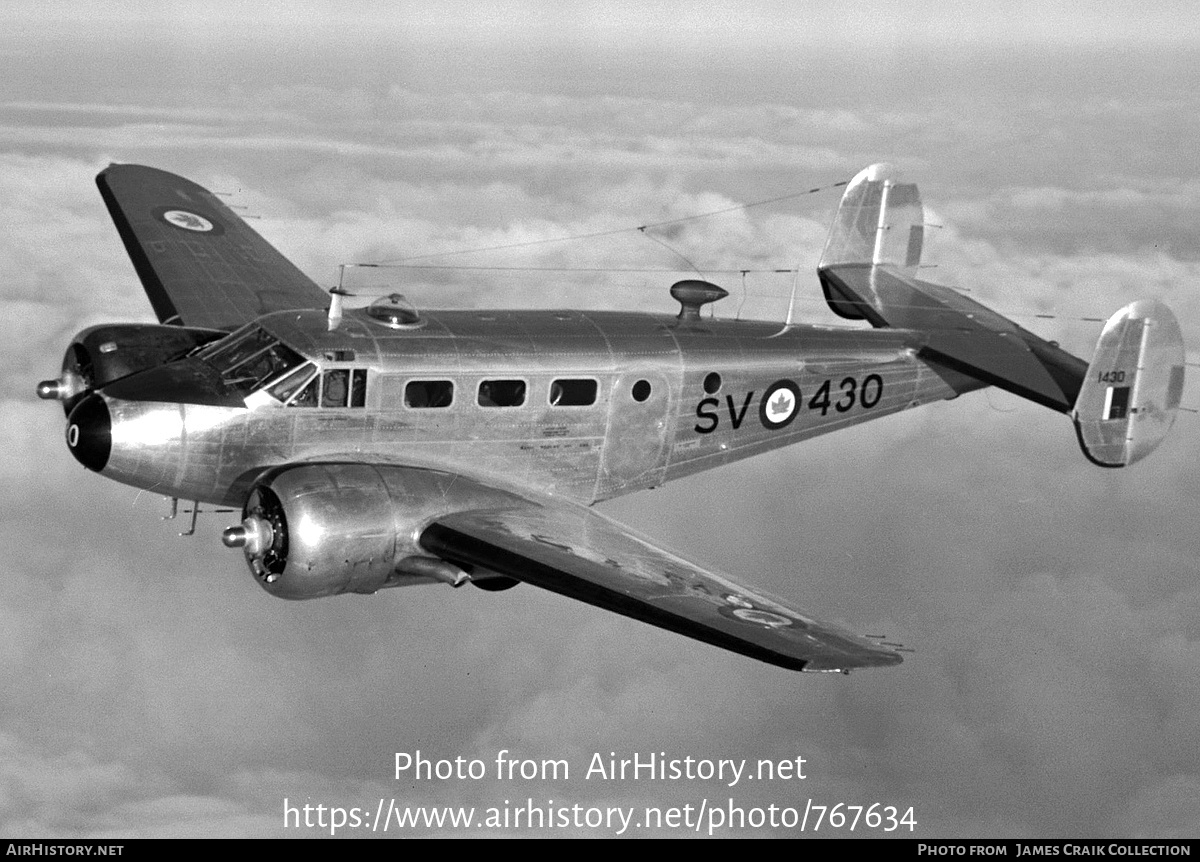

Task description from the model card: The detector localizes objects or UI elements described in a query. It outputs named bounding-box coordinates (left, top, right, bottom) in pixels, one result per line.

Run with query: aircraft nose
left=65, top=393, right=111, bottom=472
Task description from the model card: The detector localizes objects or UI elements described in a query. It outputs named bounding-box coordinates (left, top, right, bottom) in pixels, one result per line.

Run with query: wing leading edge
left=421, top=499, right=901, bottom=673
left=96, top=164, right=329, bottom=331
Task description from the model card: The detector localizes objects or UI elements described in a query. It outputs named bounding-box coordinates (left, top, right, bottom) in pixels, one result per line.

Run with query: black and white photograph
left=3, top=1, right=1199, bottom=839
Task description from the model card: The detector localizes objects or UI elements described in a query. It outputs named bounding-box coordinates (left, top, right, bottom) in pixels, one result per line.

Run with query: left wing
left=96, top=164, right=329, bottom=331
left=420, top=498, right=901, bottom=673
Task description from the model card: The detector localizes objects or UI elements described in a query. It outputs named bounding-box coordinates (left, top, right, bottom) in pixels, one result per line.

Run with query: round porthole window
left=631, top=379, right=652, bottom=402
left=703, top=372, right=721, bottom=394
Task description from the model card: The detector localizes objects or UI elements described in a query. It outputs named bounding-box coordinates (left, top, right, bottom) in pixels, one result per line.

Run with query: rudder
left=820, top=163, right=925, bottom=271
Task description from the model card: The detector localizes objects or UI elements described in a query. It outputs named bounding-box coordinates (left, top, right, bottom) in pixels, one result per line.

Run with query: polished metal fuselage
left=97, top=307, right=979, bottom=507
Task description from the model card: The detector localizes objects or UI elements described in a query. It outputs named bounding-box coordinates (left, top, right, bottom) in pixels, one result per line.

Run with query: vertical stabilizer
left=1073, top=300, right=1185, bottom=467
left=819, top=163, right=924, bottom=270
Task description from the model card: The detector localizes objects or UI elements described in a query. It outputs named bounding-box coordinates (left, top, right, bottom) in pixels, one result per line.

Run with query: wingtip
left=97, top=163, right=187, bottom=183
left=96, top=162, right=132, bottom=183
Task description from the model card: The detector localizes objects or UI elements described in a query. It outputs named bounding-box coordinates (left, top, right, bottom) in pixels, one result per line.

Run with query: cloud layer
left=3, top=8, right=1200, bottom=838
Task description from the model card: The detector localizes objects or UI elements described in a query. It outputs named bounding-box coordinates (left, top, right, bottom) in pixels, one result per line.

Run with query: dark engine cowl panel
left=49, top=323, right=226, bottom=415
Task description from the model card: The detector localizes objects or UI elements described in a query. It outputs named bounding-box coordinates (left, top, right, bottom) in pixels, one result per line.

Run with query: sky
left=3, top=0, right=1200, bottom=839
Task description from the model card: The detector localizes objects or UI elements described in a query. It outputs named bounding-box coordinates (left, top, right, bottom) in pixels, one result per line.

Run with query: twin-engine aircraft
left=37, top=163, right=1185, bottom=673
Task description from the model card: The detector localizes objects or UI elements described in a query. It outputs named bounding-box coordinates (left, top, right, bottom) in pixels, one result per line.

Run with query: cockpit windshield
left=197, top=326, right=306, bottom=397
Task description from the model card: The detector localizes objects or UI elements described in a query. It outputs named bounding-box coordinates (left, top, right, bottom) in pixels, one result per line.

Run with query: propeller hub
left=37, top=371, right=85, bottom=402
left=222, top=516, right=275, bottom=558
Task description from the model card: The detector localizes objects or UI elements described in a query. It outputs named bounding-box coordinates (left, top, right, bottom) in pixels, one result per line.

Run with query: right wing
left=96, top=164, right=329, bottom=331
left=420, top=494, right=902, bottom=673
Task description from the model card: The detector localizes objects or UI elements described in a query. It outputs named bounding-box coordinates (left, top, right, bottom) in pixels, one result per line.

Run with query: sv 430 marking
left=694, top=374, right=885, bottom=434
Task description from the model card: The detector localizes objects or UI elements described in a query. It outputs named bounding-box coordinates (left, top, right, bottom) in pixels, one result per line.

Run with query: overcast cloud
left=2, top=1, right=1199, bottom=839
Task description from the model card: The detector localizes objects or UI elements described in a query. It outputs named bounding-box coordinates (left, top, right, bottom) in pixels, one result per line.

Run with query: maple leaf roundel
left=759, top=380, right=801, bottom=430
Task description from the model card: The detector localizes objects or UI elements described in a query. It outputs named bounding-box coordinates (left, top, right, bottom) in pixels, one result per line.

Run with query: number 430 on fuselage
left=37, top=163, right=1185, bottom=673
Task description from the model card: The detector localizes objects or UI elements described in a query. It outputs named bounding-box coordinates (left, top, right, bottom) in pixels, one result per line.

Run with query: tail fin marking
left=1073, top=300, right=1184, bottom=467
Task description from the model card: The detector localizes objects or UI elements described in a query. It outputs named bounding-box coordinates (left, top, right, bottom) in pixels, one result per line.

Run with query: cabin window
left=631, top=379, right=652, bottom=402
left=478, top=379, right=526, bottom=407
left=549, top=378, right=597, bottom=406
left=703, top=372, right=722, bottom=394
left=405, top=380, right=454, bottom=408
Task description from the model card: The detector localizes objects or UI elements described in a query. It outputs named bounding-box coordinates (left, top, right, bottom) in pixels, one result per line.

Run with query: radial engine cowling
left=224, top=464, right=513, bottom=600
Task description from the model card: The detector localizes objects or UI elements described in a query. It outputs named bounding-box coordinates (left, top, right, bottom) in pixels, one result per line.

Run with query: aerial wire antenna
left=371, top=178, right=850, bottom=265
left=637, top=226, right=704, bottom=277
left=367, top=264, right=800, bottom=274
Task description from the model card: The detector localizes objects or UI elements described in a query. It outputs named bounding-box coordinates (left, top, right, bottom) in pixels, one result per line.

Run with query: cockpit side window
left=198, top=326, right=306, bottom=397
left=281, top=367, right=368, bottom=409
left=269, top=363, right=316, bottom=403
left=230, top=343, right=304, bottom=392
left=199, top=326, right=273, bottom=370
left=321, top=369, right=350, bottom=408
left=351, top=369, right=367, bottom=407
left=289, top=375, right=319, bottom=407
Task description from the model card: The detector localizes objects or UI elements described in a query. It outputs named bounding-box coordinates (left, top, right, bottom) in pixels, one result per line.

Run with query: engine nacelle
left=223, top=464, right=511, bottom=600
left=38, top=323, right=225, bottom=415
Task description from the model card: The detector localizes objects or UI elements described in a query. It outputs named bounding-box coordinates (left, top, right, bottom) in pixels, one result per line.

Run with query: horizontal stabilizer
left=819, top=164, right=1090, bottom=412
left=1073, top=300, right=1185, bottom=467
left=818, top=263, right=1089, bottom=411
